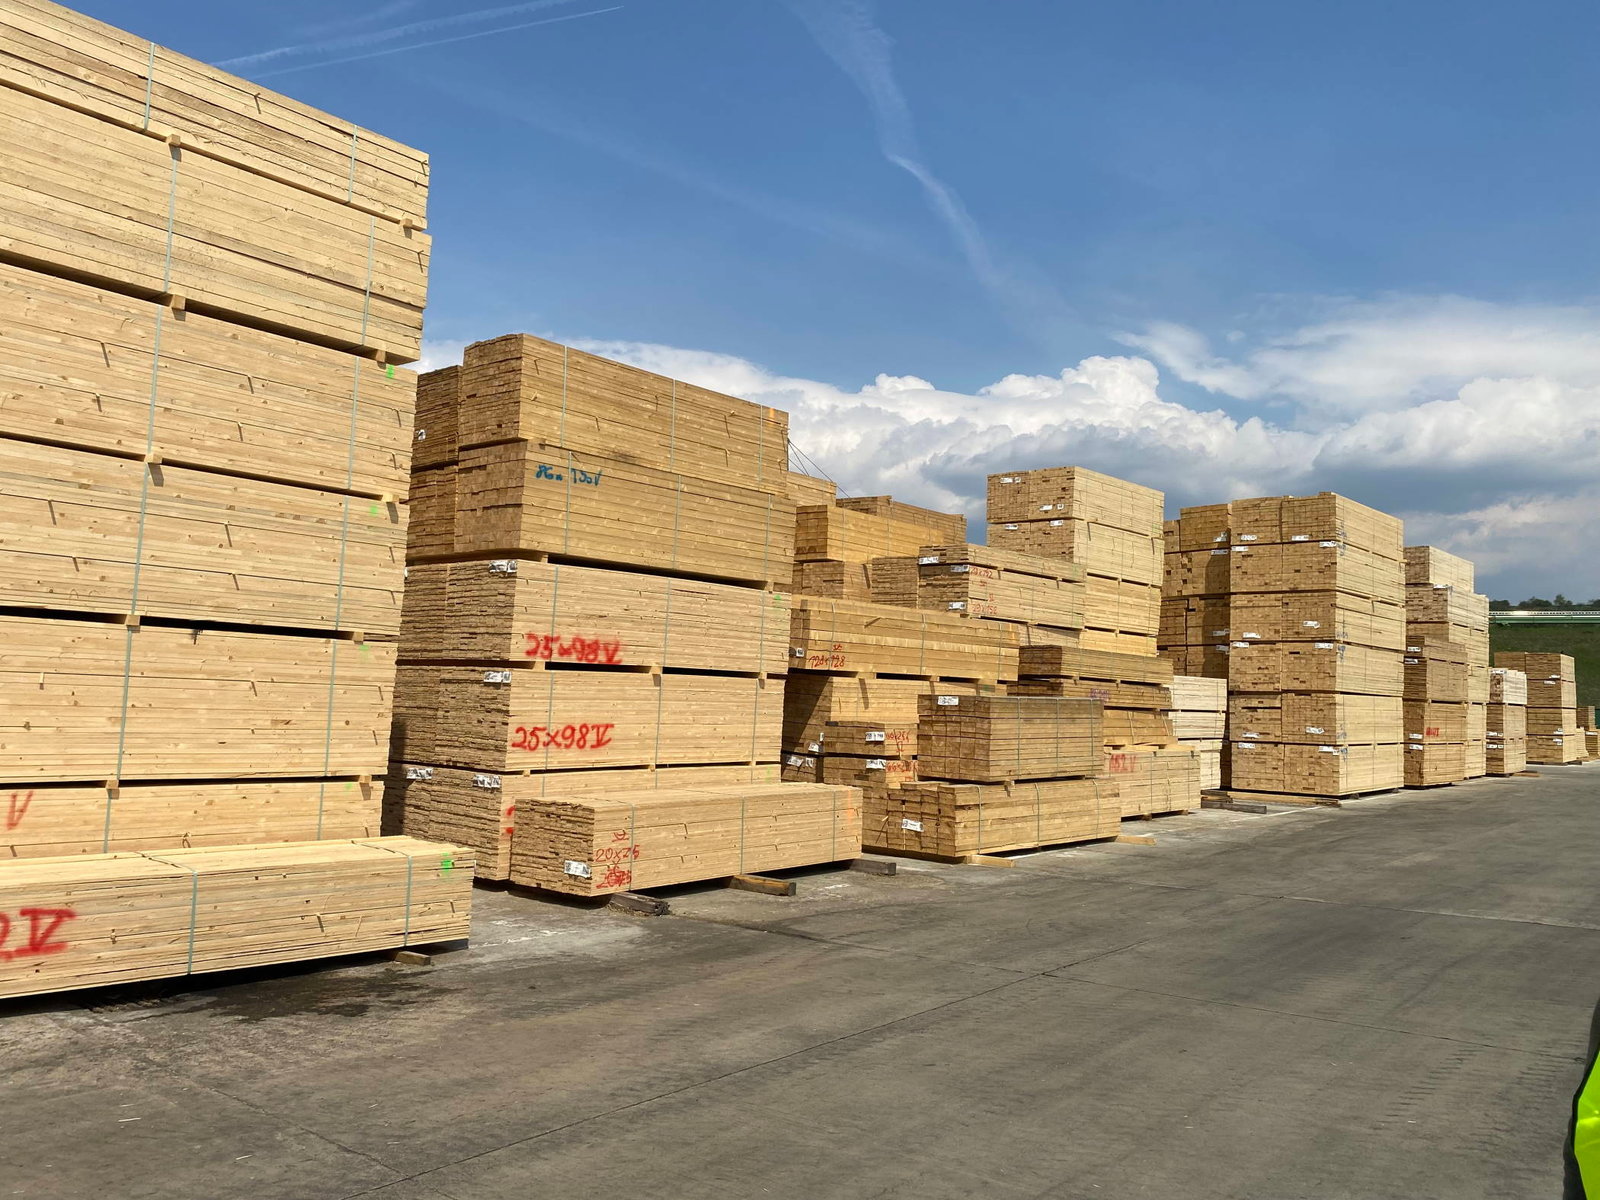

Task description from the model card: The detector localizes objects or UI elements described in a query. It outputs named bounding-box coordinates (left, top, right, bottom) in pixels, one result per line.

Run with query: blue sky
left=80, top=0, right=1600, bottom=598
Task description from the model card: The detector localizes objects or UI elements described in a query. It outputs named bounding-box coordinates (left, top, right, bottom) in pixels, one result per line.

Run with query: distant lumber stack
left=1159, top=505, right=1234, bottom=680
left=1203, top=494, right=1407, bottom=802
left=1169, top=675, right=1228, bottom=789
left=1493, top=653, right=1581, bottom=764
left=1487, top=669, right=1529, bottom=775
left=0, top=0, right=470, bottom=996
left=1404, top=546, right=1491, bottom=781
left=393, top=336, right=862, bottom=891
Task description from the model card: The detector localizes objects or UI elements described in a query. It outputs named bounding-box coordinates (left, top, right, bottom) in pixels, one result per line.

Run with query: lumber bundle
left=1229, top=494, right=1404, bottom=558
left=792, top=560, right=875, bottom=600
left=987, top=519, right=1162, bottom=585
left=863, top=778, right=1120, bottom=857
left=787, top=472, right=838, bottom=508
left=1404, top=546, right=1474, bottom=591
left=1405, top=743, right=1468, bottom=787
left=1403, top=639, right=1469, bottom=702
left=1230, top=592, right=1405, bottom=650
left=1103, top=748, right=1202, bottom=817
left=1229, top=694, right=1403, bottom=745
left=987, top=467, right=1163, bottom=534
left=795, top=502, right=965, bottom=564
left=790, top=597, right=1021, bottom=681
left=1405, top=701, right=1470, bottom=745
left=0, top=837, right=469, bottom=999
left=1169, top=675, right=1226, bottom=788
left=881, top=544, right=1087, bottom=631
left=1, top=778, right=380, bottom=859
left=0, top=437, right=403, bottom=633
left=1228, top=643, right=1404, bottom=696
left=0, top=262, right=414, bottom=496
left=781, top=751, right=916, bottom=788
left=0, top=615, right=393, bottom=782
left=1494, top=653, right=1580, bottom=764
left=389, top=763, right=781, bottom=880
left=1227, top=742, right=1404, bottom=797
left=915, top=694, right=1102, bottom=782
left=399, top=560, right=788, bottom=672
left=1491, top=669, right=1529, bottom=706
left=782, top=674, right=977, bottom=741
left=0, top=83, right=426, bottom=360
left=507, top=782, right=861, bottom=895
left=392, top=666, right=779, bottom=774
left=1228, top=543, right=1404, bottom=604
left=1401, top=549, right=1483, bottom=786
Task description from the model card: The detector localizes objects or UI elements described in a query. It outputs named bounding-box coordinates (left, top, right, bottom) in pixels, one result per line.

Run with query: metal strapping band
left=558, top=344, right=570, bottom=449
left=316, top=216, right=378, bottom=834
left=668, top=379, right=677, bottom=473
left=651, top=582, right=674, bottom=770
left=977, top=802, right=985, bottom=855
left=141, top=42, right=156, bottom=130
left=146, top=853, right=201, bottom=974
left=739, top=794, right=747, bottom=876
left=346, top=130, right=360, bottom=203
left=369, top=841, right=418, bottom=942
left=669, top=471, right=683, bottom=574
left=831, top=788, right=838, bottom=863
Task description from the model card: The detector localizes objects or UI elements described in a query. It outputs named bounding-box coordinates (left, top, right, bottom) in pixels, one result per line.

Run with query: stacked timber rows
left=1401, top=547, right=1491, bottom=787
left=1493, top=653, right=1582, bottom=764
left=0, top=0, right=471, bottom=998
left=1169, top=676, right=1228, bottom=789
left=1487, top=668, right=1529, bottom=776
left=1182, top=495, right=1407, bottom=802
left=1159, top=504, right=1234, bottom=682
left=391, top=336, right=862, bottom=895
left=991, top=470, right=1204, bottom=814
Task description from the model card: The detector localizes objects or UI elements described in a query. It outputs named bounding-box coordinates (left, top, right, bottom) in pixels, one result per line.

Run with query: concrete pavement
left=2, top=766, right=1597, bottom=1199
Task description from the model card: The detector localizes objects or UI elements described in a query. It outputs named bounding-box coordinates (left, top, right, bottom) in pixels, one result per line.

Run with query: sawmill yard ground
left=3, top=769, right=1598, bottom=1200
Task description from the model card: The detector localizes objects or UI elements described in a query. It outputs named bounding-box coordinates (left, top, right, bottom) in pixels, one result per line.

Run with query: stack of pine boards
left=1169, top=675, right=1227, bottom=789
left=1494, top=653, right=1581, bottom=764
left=393, top=337, right=861, bottom=894
left=1160, top=504, right=1234, bottom=680
left=1174, top=494, right=1408, bottom=802
left=1487, top=668, right=1529, bottom=775
left=1401, top=546, right=1490, bottom=787
left=0, top=0, right=470, bottom=997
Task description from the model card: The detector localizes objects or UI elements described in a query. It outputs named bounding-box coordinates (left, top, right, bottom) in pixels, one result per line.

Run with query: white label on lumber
left=1212, top=550, right=1229, bottom=556
left=1231, top=547, right=1250, bottom=554
left=948, top=602, right=967, bottom=610
left=1315, top=642, right=1335, bottom=649
left=1242, top=632, right=1261, bottom=640
left=866, top=759, right=887, bottom=770
left=1434, top=584, right=1450, bottom=590
left=1050, top=519, right=1065, bottom=527
left=1230, top=641, right=1251, bottom=649
left=787, top=754, right=812, bottom=766
left=1210, top=628, right=1229, bottom=637
left=1004, top=523, right=1019, bottom=530
left=1291, top=534, right=1310, bottom=541
left=564, top=861, right=592, bottom=878
left=1238, top=534, right=1258, bottom=542
left=405, top=767, right=434, bottom=781
left=490, top=560, right=519, bottom=574
left=901, top=818, right=924, bottom=831
left=866, top=731, right=887, bottom=743
left=1000, top=475, right=1020, bottom=483
left=936, top=695, right=961, bottom=706
left=1488, top=730, right=1501, bottom=738
left=949, top=564, right=971, bottom=573
left=808, top=742, right=822, bottom=753
left=1320, top=540, right=1339, bottom=547
left=415, top=429, right=427, bottom=441
left=918, top=555, right=940, bottom=564
left=1303, top=621, right=1321, bottom=628
left=1406, top=644, right=1423, bottom=653
left=1319, top=746, right=1346, bottom=754
left=1408, top=733, right=1423, bottom=740
left=483, top=670, right=512, bottom=683
left=792, top=648, right=805, bottom=657
left=1039, top=504, right=1056, bottom=511
left=1304, top=726, right=1325, bottom=734
left=1235, top=742, right=1256, bottom=750
left=473, top=774, right=501, bottom=789
left=1241, top=732, right=1262, bottom=739
left=1404, top=657, right=1420, bottom=665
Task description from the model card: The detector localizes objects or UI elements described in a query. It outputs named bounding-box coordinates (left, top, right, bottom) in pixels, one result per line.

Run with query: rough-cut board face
left=393, top=666, right=780, bottom=775
left=390, top=763, right=781, bottom=880
left=910, top=558, right=1086, bottom=630
left=1008, top=676, right=1172, bottom=712
left=915, top=693, right=1103, bottom=783
left=0, top=616, right=395, bottom=782
left=0, top=436, right=404, bottom=634
left=781, top=674, right=983, bottom=735
left=1404, top=701, right=1470, bottom=744
left=1486, top=704, right=1528, bottom=741
left=986, top=467, right=1164, bottom=534
left=1405, top=584, right=1490, bottom=629
left=1227, top=694, right=1404, bottom=746
left=1485, top=738, right=1528, bottom=775
left=450, top=444, right=795, bottom=587
left=453, top=335, right=790, bottom=496
left=1404, top=742, right=1468, bottom=787
left=0, top=84, right=427, bottom=360
left=0, top=778, right=380, bottom=859
left=508, top=783, right=862, bottom=896
left=864, top=777, right=1121, bottom=857
left=795, top=504, right=967, bottom=566
left=0, top=837, right=469, bottom=1000
left=1528, top=734, right=1584, bottom=764
left=1489, top=669, right=1529, bottom=705
left=0, top=263, right=415, bottom=496
left=1017, top=645, right=1174, bottom=686
left=1164, top=547, right=1235, bottom=599
left=1227, top=494, right=1404, bottom=560
left=1227, top=642, right=1404, bottom=697
left=787, top=472, right=838, bottom=507
left=1227, top=543, right=1404, bottom=604
left=1169, top=675, right=1228, bottom=713
left=1493, top=652, right=1576, bottom=682
left=1229, top=592, right=1406, bottom=651
left=0, top=0, right=429, bottom=223
left=399, top=560, right=789, bottom=673
left=1174, top=504, right=1234, bottom=551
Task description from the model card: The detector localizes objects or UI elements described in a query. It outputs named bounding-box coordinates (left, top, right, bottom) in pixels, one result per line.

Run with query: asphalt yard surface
left=3, top=765, right=1597, bottom=1199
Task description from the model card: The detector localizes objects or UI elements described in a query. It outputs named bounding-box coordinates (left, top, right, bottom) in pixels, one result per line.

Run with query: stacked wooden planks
left=915, top=694, right=1103, bottom=782
left=988, top=468, right=1164, bottom=654
left=398, top=336, right=860, bottom=891
left=865, top=779, right=1119, bottom=858
left=1494, top=653, right=1581, bottom=764
left=0, top=1, right=471, bottom=997
left=1404, top=546, right=1491, bottom=779
left=873, top=544, right=1086, bottom=639
left=1166, top=495, right=1407, bottom=801
left=1169, top=675, right=1227, bottom=789
left=0, top=838, right=470, bottom=999
left=1400, top=625, right=1470, bottom=789
left=794, top=497, right=965, bottom=567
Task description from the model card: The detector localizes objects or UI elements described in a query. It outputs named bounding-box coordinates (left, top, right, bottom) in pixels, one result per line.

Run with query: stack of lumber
left=868, top=544, right=1086, bottom=645
left=1169, top=675, right=1227, bottom=789
left=0, top=0, right=474, bottom=999
left=793, top=496, right=964, bottom=576
left=1400, top=629, right=1470, bottom=789
left=1192, top=494, right=1407, bottom=800
left=789, top=597, right=1021, bottom=681
left=1405, top=546, right=1491, bottom=778
left=0, top=838, right=471, bottom=999
left=1159, top=504, right=1235, bottom=679
left=507, top=783, right=860, bottom=896
left=1485, top=667, right=1527, bottom=775
left=1494, top=653, right=1581, bottom=764
left=1009, top=645, right=1199, bottom=816
left=988, top=468, right=1164, bottom=654
left=915, top=694, right=1102, bottom=782
left=396, top=336, right=859, bottom=889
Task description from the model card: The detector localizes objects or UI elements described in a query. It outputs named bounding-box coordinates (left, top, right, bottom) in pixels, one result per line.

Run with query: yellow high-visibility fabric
left=1576, top=1054, right=1600, bottom=1196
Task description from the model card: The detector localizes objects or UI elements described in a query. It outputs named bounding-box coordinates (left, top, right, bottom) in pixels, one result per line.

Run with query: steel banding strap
left=1035, top=783, right=1042, bottom=848
left=144, top=853, right=201, bottom=975
left=346, top=130, right=360, bottom=204
left=651, top=581, right=675, bottom=771
left=369, top=841, right=418, bottom=942
left=141, top=43, right=156, bottom=131
left=976, top=802, right=985, bottom=856
left=558, top=345, right=571, bottom=451
left=108, top=148, right=185, bottom=831
left=668, top=379, right=677, bottom=473
left=831, top=787, right=838, bottom=863
left=316, top=215, right=378, bottom=834
left=739, top=793, right=748, bottom=876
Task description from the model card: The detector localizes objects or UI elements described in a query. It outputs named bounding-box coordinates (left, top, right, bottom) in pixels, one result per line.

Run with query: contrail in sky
left=250, top=8, right=623, bottom=79
left=218, top=0, right=590, bottom=69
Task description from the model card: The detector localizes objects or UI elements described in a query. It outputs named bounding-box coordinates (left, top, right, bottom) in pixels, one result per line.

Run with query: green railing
left=1490, top=611, right=1600, bottom=624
